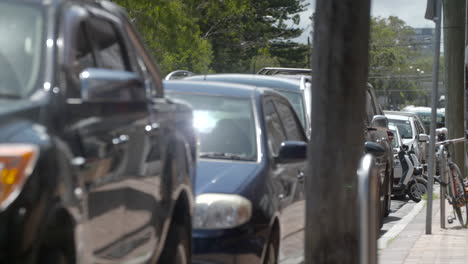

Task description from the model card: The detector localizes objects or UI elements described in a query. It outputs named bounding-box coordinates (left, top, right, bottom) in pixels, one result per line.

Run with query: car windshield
left=0, top=2, right=43, bottom=98
left=389, top=119, right=413, bottom=139
left=168, top=93, right=257, bottom=161
left=278, top=90, right=306, bottom=129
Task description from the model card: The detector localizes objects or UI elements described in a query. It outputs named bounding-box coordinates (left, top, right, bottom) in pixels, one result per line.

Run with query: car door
left=119, top=18, right=175, bottom=261
left=272, top=97, right=307, bottom=260
left=61, top=9, right=149, bottom=262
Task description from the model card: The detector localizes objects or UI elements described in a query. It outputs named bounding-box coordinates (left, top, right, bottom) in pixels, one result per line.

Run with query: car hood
left=196, top=159, right=261, bottom=195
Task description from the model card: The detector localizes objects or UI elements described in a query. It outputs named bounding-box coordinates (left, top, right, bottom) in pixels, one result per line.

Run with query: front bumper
left=192, top=225, right=268, bottom=264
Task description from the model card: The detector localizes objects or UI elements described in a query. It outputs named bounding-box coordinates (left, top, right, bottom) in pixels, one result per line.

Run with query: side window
left=415, top=120, right=424, bottom=134
left=274, top=100, right=306, bottom=142
left=263, top=100, right=286, bottom=155
left=68, top=22, right=96, bottom=98
left=87, top=17, right=128, bottom=71
left=125, top=24, right=163, bottom=97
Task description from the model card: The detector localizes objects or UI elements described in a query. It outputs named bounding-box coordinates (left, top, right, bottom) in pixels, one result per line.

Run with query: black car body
left=185, top=74, right=312, bottom=138
left=365, top=84, right=394, bottom=222
left=165, top=80, right=308, bottom=264
left=0, top=0, right=196, bottom=263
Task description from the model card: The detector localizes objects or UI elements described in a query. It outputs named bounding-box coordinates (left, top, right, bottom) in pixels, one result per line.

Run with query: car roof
left=185, top=74, right=302, bottom=93
left=163, top=80, right=279, bottom=99
left=257, top=67, right=312, bottom=75
left=384, top=111, right=418, bottom=118
left=386, top=114, right=411, bottom=121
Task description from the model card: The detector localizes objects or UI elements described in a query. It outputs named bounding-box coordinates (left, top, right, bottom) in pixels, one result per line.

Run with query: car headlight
left=0, top=144, right=39, bottom=210
left=193, top=193, right=252, bottom=229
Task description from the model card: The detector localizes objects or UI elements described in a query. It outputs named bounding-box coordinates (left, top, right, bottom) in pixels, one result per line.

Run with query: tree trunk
left=305, top=1, right=371, bottom=263
left=443, top=0, right=466, bottom=178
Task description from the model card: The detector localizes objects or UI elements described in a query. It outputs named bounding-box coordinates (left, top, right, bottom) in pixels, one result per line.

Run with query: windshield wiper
left=0, top=92, right=20, bottom=99
left=199, top=152, right=252, bottom=161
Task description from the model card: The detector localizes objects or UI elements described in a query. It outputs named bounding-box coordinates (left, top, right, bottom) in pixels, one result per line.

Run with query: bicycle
left=432, top=135, right=468, bottom=228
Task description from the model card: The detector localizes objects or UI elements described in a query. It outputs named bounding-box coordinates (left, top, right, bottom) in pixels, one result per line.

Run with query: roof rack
left=165, top=70, right=195, bottom=80
left=257, top=67, right=312, bottom=75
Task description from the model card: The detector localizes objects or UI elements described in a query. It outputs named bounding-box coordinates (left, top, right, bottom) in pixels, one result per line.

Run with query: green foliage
left=368, top=16, right=434, bottom=109
left=113, top=0, right=213, bottom=75
left=194, top=0, right=309, bottom=72
left=113, top=0, right=308, bottom=74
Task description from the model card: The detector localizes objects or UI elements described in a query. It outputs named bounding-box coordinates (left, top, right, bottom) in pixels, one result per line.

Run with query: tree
left=193, top=0, right=309, bottom=72
left=368, top=16, right=430, bottom=108
left=113, top=0, right=213, bottom=75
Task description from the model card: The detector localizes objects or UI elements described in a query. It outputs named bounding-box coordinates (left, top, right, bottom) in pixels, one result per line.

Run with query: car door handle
left=297, top=171, right=305, bottom=180
left=112, top=134, right=129, bottom=145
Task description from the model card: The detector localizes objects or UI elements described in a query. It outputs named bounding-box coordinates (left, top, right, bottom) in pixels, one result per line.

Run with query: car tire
left=407, top=179, right=427, bottom=203
left=264, top=239, right=278, bottom=264
left=159, top=223, right=190, bottom=264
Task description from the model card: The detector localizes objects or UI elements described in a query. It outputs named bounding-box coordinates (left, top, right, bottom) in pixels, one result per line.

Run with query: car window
left=68, top=22, right=96, bottom=98
left=389, top=119, right=413, bottom=139
left=277, top=90, right=306, bottom=129
left=125, top=23, right=163, bottom=97
left=263, top=100, right=287, bottom=155
left=274, top=100, right=306, bottom=142
left=390, top=128, right=400, bottom=148
left=87, top=17, right=128, bottom=71
left=168, top=92, right=257, bottom=161
left=415, top=119, right=425, bottom=134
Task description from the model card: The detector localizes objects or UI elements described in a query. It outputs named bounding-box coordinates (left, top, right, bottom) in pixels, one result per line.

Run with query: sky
left=294, top=0, right=434, bottom=43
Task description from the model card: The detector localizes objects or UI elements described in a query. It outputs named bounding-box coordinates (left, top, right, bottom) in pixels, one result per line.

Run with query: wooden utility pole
left=443, top=0, right=466, bottom=176
left=305, top=0, right=371, bottom=263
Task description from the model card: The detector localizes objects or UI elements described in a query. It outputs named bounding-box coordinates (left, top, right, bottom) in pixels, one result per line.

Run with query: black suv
left=0, top=0, right=196, bottom=263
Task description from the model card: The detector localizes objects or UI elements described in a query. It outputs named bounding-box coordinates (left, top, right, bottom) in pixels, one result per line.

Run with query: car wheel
left=406, top=179, right=427, bottom=203
left=264, top=240, right=278, bottom=264
left=159, top=223, right=190, bottom=264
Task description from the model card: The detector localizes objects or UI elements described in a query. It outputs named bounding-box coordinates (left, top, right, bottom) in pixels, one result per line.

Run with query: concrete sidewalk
left=379, top=198, right=468, bottom=264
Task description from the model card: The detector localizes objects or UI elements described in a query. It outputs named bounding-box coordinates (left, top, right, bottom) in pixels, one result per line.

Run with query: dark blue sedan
left=165, top=80, right=308, bottom=264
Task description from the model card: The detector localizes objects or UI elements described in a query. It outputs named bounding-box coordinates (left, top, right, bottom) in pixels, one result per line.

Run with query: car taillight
left=0, top=144, right=39, bottom=210
left=387, top=131, right=394, bottom=141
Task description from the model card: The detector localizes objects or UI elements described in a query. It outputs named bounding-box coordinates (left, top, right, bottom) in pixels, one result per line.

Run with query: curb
left=378, top=200, right=426, bottom=249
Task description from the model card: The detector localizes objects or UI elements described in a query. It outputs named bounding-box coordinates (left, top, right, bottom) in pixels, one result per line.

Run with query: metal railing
left=358, top=154, right=379, bottom=264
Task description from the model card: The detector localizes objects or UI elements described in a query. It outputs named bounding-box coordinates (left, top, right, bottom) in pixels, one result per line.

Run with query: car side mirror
left=370, top=115, right=389, bottom=129
left=276, top=141, right=307, bottom=164
left=79, top=68, right=145, bottom=102
left=418, top=133, right=429, bottom=142
left=364, top=141, right=386, bottom=158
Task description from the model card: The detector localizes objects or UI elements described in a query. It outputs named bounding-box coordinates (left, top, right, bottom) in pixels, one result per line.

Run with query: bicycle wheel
left=449, top=163, right=468, bottom=228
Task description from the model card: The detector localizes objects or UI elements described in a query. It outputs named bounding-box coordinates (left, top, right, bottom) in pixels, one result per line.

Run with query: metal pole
left=439, top=146, right=446, bottom=229
left=358, top=154, right=378, bottom=264
left=426, top=0, right=442, bottom=235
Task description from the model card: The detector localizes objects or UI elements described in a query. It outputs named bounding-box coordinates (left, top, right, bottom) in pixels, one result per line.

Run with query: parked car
left=401, top=106, right=445, bottom=132
left=365, top=84, right=394, bottom=222
left=0, top=0, right=196, bottom=263
left=165, top=80, right=308, bottom=264
left=184, top=74, right=312, bottom=138
left=384, top=111, right=429, bottom=163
